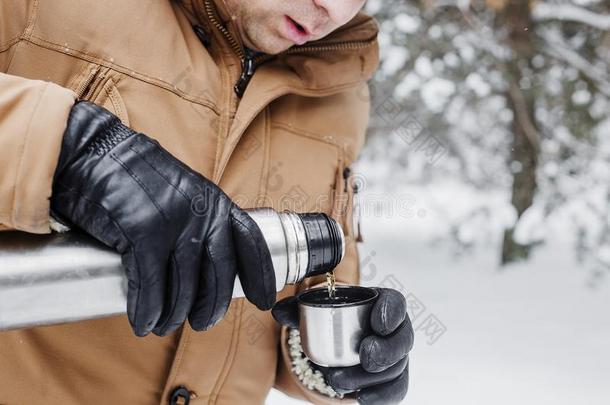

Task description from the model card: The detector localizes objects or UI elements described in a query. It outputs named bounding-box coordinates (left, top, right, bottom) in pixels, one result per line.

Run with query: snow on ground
left=266, top=182, right=610, bottom=405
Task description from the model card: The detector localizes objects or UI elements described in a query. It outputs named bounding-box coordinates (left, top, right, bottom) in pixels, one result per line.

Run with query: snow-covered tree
left=361, top=0, right=610, bottom=272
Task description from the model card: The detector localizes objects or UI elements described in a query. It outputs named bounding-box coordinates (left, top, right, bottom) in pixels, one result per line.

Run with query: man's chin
left=255, top=43, right=292, bottom=55
left=243, top=32, right=292, bottom=55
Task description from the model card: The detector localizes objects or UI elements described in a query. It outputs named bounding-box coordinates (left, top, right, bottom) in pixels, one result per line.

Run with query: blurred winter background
left=268, top=0, right=610, bottom=404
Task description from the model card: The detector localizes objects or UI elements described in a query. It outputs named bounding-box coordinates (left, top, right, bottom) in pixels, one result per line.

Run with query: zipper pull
left=342, top=167, right=351, bottom=192
left=343, top=166, right=363, bottom=242
left=193, top=25, right=211, bottom=49
left=234, top=51, right=256, bottom=98
left=353, top=181, right=363, bottom=243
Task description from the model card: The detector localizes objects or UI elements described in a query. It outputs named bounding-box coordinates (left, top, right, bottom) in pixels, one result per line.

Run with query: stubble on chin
left=223, top=0, right=293, bottom=54
left=238, top=14, right=291, bottom=55
left=240, top=22, right=263, bottom=52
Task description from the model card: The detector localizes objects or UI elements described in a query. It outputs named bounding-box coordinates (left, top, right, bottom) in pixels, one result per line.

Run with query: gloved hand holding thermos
left=48, top=101, right=343, bottom=337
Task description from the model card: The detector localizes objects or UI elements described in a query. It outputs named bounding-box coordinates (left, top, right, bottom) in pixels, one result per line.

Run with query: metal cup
left=297, top=286, right=378, bottom=367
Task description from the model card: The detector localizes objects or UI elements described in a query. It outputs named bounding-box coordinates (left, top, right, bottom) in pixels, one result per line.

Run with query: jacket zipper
left=79, top=66, right=112, bottom=101
left=235, top=49, right=258, bottom=97
left=232, top=38, right=377, bottom=97
left=203, top=0, right=377, bottom=97
left=75, top=65, right=101, bottom=99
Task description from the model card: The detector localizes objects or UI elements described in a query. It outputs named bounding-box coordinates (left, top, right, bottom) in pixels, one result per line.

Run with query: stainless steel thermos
left=0, top=208, right=344, bottom=331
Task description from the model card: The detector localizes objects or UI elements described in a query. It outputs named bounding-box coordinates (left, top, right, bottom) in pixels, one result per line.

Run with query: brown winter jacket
left=0, top=0, right=379, bottom=404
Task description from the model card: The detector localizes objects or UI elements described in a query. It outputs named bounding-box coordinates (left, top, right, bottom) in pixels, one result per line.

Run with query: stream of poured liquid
left=325, top=271, right=336, bottom=299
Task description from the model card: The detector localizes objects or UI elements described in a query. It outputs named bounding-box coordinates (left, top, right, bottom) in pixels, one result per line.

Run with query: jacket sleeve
left=0, top=72, right=77, bottom=233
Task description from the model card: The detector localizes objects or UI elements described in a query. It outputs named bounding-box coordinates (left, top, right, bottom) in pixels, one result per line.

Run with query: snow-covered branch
left=533, top=3, right=610, bottom=30
left=539, top=28, right=610, bottom=97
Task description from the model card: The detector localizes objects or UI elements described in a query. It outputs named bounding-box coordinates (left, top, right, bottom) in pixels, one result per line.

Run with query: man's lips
left=282, top=16, right=311, bottom=45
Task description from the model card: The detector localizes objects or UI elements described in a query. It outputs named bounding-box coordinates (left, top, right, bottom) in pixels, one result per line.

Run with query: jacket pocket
left=73, top=64, right=130, bottom=126
left=266, top=120, right=363, bottom=243
left=331, top=158, right=363, bottom=245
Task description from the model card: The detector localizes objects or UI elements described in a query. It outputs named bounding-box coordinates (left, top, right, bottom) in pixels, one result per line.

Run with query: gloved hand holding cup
left=273, top=287, right=414, bottom=404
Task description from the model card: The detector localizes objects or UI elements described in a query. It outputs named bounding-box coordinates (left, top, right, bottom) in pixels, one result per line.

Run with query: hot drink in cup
left=297, top=285, right=378, bottom=367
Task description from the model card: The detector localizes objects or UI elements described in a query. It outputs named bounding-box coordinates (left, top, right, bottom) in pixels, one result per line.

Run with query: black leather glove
left=51, top=101, right=276, bottom=337
left=272, top=288, right=413, bottom=404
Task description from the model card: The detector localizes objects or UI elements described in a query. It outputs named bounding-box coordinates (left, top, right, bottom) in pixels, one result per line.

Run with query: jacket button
left=169, top=386, right=191, bottom=405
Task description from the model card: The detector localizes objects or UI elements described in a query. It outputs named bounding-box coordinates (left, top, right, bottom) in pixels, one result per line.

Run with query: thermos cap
left=298, top=213, right=345, bottom=278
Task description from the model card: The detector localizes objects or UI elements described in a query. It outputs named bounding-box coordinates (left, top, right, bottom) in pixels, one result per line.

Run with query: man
left=0, top=0, right=413, bottom=404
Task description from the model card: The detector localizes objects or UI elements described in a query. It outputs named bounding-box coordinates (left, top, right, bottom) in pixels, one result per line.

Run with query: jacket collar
left=177, top=0, right=380, bottom=91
